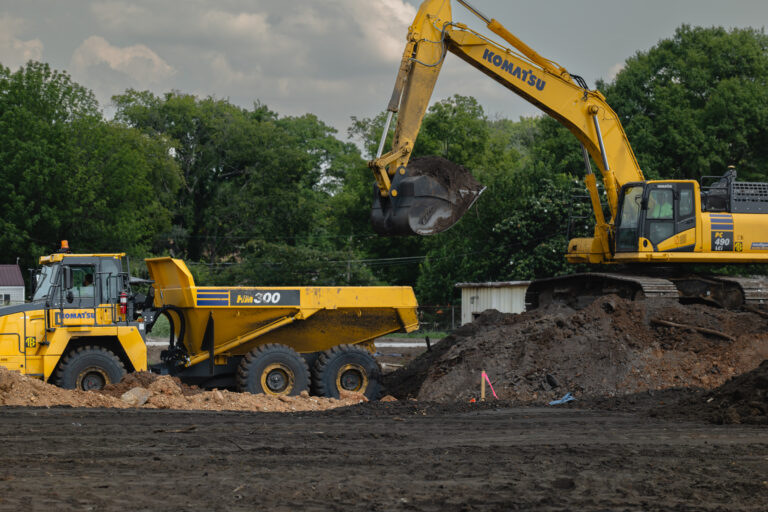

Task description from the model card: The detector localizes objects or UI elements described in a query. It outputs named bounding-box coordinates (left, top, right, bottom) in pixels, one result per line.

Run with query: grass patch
left=147, top=314, right=171, bottom=338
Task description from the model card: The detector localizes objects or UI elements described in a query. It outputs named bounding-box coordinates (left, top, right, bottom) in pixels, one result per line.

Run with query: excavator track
left=525, top=273, right=678, bottom=310
left=705, top=276, right=768, bottom=309
left=526, top=273, right=768, bottom=311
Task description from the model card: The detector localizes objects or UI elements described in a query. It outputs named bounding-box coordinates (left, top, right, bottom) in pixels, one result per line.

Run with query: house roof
left=0, top=265, right=24, bottom=287
left=455, top=280, right=531, bottom=289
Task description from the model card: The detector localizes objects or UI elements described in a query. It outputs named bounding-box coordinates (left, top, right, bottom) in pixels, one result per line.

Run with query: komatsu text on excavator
left=369, top=0, right=768, bottom=310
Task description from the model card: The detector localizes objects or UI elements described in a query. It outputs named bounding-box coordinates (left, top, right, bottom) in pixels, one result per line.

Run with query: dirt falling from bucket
left=405, top=156, right=485, bottom=232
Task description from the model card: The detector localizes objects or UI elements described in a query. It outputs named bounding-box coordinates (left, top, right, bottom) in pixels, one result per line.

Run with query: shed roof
left=455, top=281, right=531, bottom=289
left=0, top=265, right=24, bottom=287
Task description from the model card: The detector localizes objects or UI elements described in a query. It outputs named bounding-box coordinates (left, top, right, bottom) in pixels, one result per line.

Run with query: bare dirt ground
left=2, top=300, right=767, bottom=510
left=0, top=402, right=766, bottom=511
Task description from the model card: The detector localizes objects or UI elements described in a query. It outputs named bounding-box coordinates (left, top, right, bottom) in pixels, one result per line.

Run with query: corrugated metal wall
left=0, top=287, right=25, bottom=305
left=460, top=285, right=528, bottom=325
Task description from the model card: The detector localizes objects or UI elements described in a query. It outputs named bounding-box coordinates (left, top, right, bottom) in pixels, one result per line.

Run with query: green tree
left=209, top=240, right=379, bottom=287
left=416, top=95, right=489, bottom=166
left=114, top=92, right=360, bottom=264
left=598, top=25, right=768, bottom=180
left=0, top=62, right=179, bottom=269
left=114, top=90, right=382, bottom=288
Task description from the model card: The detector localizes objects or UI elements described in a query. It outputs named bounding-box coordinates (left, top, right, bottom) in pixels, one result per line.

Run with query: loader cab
left=34, top=252, right=128, bottom=317
left=615, top=181, right=697, bottom=253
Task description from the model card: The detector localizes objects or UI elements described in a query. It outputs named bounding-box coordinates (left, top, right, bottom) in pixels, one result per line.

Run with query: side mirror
left=66, top=291, right=74, bottom=304
left=62, top=266, right=73, bottom=289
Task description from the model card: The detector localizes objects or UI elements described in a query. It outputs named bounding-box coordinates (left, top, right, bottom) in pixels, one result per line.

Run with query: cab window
left=616, top=186, right=643, bottom=251
left=679, top=188, right=693, bottom=217
left=71, top=266, right=96, bottom=298
left=647, top=189, right=674, bottom=220
left=100, top=259, right=122, bottom=302
left=620, top=187, right=643, bottom=228
left=33, top=264, right=59, bottom=301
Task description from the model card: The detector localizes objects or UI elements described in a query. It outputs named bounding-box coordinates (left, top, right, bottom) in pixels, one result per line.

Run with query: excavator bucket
left=371, top=156, right=485, bottom=236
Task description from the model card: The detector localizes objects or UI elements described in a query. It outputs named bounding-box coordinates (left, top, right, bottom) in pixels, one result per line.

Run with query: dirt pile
left=384, top=296, right=768, bottom=403
left=0, top=367, right=126, bottom=408
left=0, top=368, right=372, bottom=412
left=670, top=359, right=768, bottom=425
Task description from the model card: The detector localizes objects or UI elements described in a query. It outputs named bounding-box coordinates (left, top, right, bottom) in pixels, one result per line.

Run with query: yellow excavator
left=369, top=0, right=768, bottom=310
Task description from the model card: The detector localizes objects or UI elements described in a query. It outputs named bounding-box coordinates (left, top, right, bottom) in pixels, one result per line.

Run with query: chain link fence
left=416, top=305, right=458, bottom=333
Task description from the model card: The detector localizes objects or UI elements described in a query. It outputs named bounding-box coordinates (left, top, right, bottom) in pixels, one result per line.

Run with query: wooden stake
left=481, top=370, right=486, bottom=402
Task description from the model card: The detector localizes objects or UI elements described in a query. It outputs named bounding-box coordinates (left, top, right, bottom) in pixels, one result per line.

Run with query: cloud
left=200, top=10, right=270, bottom=42
left=607, top=62, right=625, bottom=81
left=344, top=0, right=417, bottom=62
left=90, top=1, right=149, bottom=29
left=0, top=0, right=418, bottom=126
left=0, top=14, right=43, bottom=70
left=71, top=36, right=175, bottom=84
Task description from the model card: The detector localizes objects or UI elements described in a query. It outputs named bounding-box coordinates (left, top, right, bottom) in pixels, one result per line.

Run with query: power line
left=184, top=233, right=565, bottom=270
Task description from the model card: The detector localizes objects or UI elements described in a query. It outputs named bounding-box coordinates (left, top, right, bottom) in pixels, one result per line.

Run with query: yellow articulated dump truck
left=0, top=242, right=419, bottom=399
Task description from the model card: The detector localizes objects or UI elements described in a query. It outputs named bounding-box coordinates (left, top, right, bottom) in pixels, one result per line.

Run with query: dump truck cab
left=0, top=242, right=147, bottom=389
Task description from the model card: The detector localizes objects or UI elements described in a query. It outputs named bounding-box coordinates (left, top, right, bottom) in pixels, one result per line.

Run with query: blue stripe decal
left=710, top=214, right=732, bottom=217
left=196, top=300, right=228, bottom=306
left=711, top=224, right=734, bottom=229
left=197, top=293, right=228, bottom=298
left=199, top=289, right=229, bottom=293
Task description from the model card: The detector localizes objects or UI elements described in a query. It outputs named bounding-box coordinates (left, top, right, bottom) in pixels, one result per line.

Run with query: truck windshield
left=32, top=264, right=59, bottom=301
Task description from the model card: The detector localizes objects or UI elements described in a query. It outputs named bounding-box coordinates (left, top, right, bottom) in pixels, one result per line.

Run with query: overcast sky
left=1, top=1, right=766, bottom=148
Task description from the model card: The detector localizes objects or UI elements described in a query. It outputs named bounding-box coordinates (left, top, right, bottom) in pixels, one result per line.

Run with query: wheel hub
left=337, top=364, right=368, bottom=393
left=77, top=367, right=109, bottom=391
left=261, top=363, right=294, bottom=395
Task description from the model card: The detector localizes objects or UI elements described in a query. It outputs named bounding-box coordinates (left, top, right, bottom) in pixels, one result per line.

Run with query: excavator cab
left=370, top=156, right=485, bottom=236
left=615, top=181, right=698, bottom=253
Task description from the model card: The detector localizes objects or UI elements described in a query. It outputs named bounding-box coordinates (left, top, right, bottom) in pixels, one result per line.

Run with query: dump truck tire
left=237, top=344, right=310, bottom=396
left=55, top=346, right=126, bottom=391
left=313, top=344, right=381, bottom=400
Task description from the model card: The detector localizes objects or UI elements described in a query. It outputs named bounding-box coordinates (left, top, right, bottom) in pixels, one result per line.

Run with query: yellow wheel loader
left=369, top=0, right=768, bottom=310
left=0, top=242, right=418, bottom=397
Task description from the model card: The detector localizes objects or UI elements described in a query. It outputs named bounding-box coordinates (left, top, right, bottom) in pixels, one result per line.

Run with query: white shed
left=455, top=281, right=531, bottom=325
left=0, top=265, right=25, bottom=305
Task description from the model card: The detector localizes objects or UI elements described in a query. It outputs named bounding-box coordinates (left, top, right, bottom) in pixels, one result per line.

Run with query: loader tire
left=313, top=344, right=381, bottom=401
left=237, top=344, right=310, bottom=396
left=56, top=346, right=126, bottom=391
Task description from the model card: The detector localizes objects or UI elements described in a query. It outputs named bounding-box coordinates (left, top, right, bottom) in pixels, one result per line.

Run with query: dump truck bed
left=145, top=258, right=419, bottom=361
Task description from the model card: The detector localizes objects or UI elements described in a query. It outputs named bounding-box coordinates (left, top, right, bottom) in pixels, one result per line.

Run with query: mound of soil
left=663, top=359, right=768, bottom=425
left=0, top=368, right=372, bottom=412
left=384, top=296, right=768, bottom=404
left=0, top=366, right=125, bottom=408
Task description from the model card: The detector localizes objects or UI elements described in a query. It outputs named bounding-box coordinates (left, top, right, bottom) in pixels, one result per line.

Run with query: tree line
left=1, top=26, right=767, bottom=304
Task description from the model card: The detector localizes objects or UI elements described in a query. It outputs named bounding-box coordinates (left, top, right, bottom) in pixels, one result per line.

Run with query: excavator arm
left=370, top=0, right=644, bottom=261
